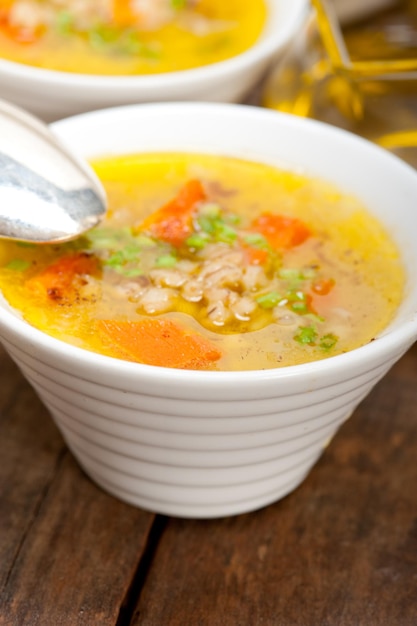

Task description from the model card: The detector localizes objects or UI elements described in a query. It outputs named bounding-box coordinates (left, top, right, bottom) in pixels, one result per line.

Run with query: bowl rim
left=0, top=101, right=417, bottom=387
left=0, top=0, right=307, bottom=89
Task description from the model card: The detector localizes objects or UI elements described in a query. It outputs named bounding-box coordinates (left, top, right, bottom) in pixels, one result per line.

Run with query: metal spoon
left=0, top=98, right=107, bottom=244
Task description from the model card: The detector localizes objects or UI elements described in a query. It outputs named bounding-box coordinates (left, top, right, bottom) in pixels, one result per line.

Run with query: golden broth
left=0, top=0, right=267, bottom=75
left=0, top=153, right=405, bottom=371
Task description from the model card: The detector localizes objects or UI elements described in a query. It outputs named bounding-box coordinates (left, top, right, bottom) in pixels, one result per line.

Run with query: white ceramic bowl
left=0, top=0, right=306, bottom=122
left=1, top=102, right=417, bottom=519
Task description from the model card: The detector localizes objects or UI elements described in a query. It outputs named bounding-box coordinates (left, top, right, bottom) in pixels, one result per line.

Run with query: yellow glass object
left=263, top=0, right=417, bottom=167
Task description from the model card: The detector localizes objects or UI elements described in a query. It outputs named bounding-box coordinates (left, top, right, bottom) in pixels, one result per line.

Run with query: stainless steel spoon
left=0, top=98, right=107, bottom=243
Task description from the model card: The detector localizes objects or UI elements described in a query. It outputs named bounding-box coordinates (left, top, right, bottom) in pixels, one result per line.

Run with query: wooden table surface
left=1, top=334, right=417, bottom=625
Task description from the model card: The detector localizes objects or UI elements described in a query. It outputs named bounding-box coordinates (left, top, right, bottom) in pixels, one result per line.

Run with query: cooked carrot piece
left=243, top=246, right=269, bottom=266
left=112, top=0, right=136, bottom=26
left=251, top=213, right=310, bottom=249
left=26, top=252, right=98, bottom=302
left=138, top=179, right=206, bottom=247
left=0, top=9, right=44, bottom=44
left=311, top=278, right=335, bottom=295
left=95, top=318, right=222, bottom=369
left=0, top=6, right=12, bottom=26
left=305, top=293, right=317, bottom=315
left=0, top=8, right=9, bottom=22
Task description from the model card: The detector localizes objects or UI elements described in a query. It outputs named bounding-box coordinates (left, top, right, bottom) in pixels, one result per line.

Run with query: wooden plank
left=0, top=351, right=65, bottom=593
left=0, top=347, right=155, bottom=625
left=132, top=344, right=417, bottom=626
left=0, top=348, right=24, bottom=409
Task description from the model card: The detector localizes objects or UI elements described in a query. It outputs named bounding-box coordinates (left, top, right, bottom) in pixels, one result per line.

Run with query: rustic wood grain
left=0, top=353, right=65, bottom=594
left=0, top=347, right=155, bottom=626
left=132, top=344, right=417, bottom=626
left=2, top=339, right=417, bottom=626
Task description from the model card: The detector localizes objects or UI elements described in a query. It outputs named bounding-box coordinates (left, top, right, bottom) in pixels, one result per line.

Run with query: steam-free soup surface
left=0, top=153, right=404, bottom=371
left=0, top=0, right=267, bottom=74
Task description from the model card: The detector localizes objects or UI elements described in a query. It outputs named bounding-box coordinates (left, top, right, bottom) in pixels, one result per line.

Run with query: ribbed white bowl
left=0, top=0, right=306, bottom=122
left=1, top=103, right=417, bottom=518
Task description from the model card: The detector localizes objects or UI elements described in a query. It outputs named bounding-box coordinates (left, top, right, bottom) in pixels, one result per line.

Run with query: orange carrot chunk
left=95, top=318, right=222, bottom=369
left=0, top=8, right=44, bottom=43
left=311, top=278, right=335, bottom=296
left=243, top=246, right=269, bottom=266
left=112, top=0, right=136, bottom=26
left=251, top=213, right=310, bottom=249
left=26, top=252, right=98, bottom=302
left=138, top=179, right=206, bottom=247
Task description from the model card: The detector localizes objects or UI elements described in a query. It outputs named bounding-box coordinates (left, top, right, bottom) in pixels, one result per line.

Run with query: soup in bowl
left=0, top=152, right=405, bottom=370
left=0, top=102, right=416, bottom=518
left=0, top=0, right=268, bottom=75
left=0, top=0, right=307, bottom=121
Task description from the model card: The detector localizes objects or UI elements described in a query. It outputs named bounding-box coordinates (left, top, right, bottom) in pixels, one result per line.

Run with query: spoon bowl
left=0, top=98, right=106, bottom=243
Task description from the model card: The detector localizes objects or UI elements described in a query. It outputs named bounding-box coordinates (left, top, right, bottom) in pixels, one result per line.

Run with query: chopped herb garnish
left=16, top=242, right=36, bottom=249
left=199, top=203, right=222, bottom=217
left=123, top=244, right=143, bottom=261
left=278, top=267, right=318, bottom=291
left=86, top=227, right=131, bottom=250
left=256, top=291, right=282, bottom=309
left=133, top=235, right=157, bottom=248
left=156, top=254, right=178, bottom=268
left=88, top=24, right=118, bottom=50
left=291, top=300, right=308, bottom=314
left=6, top=259, right=31, bottom=271
left=196, top=205, right=238, bottom=243
left=278, top=267, right=308, bottom=290
left=279, top=268, right=303, bottom=281
left=55, top=11, right=74, bottom=35
left=319, top=333, right=338, bottom=350
left=294, top=327, right=338, bottom=350
left=122, top=31, right=160, bottom=58
left=186, top=234, right=209, bottom=249
left=85, top=24, right=160, bottom=58
left=119, top=267, right=144, bottom=277
left=225, top=213, right=241, bottom=226
left=305, top=312, right=325, bottom=324
left=286, top=290, right=309, bottom=314
left=215, top=223, right=237, bottom=243
left=198, top=215, right=216, bottom=234
left=294, top=326, right=318, bottom=345
left=105, top=250, right=126, bottom=268
left=243, top=233, right=269, bottom=249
